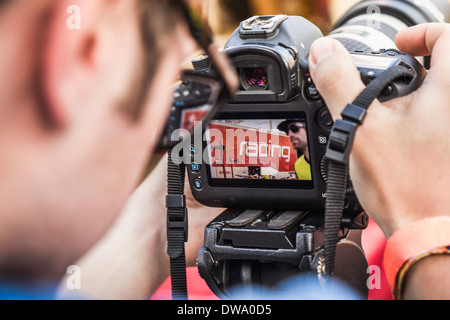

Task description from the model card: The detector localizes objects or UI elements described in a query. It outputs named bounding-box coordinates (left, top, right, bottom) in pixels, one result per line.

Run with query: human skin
left=0, top=0, right=202, bottom=281
left=287, top=122, right=309, bottom=159
left=309, top=23, right=450, bottom=299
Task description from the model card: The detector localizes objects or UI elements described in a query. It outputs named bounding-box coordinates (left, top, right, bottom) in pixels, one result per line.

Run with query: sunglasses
left=157, top=0, right=239, bottom=150
left=177, top=0, right=238, bottom=94
left=285, top=123, right=306, bottom=135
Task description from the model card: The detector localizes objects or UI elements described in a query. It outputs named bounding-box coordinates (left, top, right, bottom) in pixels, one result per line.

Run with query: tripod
left=197, top=208, right=369, bottom=299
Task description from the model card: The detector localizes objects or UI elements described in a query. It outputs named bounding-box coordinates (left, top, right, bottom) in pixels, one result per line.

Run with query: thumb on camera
left=309, top=37, right=366, bottom=121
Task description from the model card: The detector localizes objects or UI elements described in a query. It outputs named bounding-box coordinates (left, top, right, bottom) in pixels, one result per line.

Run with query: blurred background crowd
left=189, top=0, right=360, bottom=43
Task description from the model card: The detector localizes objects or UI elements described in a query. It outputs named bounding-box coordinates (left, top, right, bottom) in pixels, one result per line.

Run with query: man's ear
left=41, top=0, right=143, bottom=128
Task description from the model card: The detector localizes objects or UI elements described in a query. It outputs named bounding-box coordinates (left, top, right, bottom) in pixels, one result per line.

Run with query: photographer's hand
left=57, top=153, right=221, bottom=299
left=309, top=23, right=450, bottom=299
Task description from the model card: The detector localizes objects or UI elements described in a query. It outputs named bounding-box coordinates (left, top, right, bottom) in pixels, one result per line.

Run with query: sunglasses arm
left=206, top=43, right=239, bottom=98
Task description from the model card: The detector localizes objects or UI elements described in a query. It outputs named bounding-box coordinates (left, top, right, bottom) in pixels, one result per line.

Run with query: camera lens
left=243, top=68, right=268, bottom=89
left=330, top=0, right=450, bottom=60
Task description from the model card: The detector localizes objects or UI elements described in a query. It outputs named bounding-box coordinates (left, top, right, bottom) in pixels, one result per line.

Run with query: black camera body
left=186, top=15, right=426, bottom=298
left=184, top=15, right=425, bottom=221
left=159, top=0, right=449, bottom=298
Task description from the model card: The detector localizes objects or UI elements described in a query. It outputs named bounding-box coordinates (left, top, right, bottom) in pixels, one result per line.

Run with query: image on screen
left=205, top=118, right=312, bottom=182
left=180, top=105, right=211, bottom=133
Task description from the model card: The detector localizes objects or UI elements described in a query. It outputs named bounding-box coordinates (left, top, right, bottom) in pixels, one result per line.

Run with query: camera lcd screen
left=204, top=115, right=314, bottom=188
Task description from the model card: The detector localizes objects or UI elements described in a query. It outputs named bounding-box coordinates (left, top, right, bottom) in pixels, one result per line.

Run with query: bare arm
left=309, top=23, right=450, bottom=299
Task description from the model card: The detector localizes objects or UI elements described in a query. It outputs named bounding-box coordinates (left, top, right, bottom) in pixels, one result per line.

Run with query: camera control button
left=381, top=84, right=394, bottom=96
left=190, top=163, right=201, bottom=173
left=305, top=75, right=321, bottom=100
left=189, top=144, right=199, bottom=154
left=306, top=84, right=320, bottom=100
left=193, top=179, right=204, bottom=191
left=318, top=135, right=328, bottom=145
left=319, top=109, right=333, bottom=127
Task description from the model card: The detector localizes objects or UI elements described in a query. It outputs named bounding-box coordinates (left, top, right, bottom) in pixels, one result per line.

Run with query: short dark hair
left=123, top=0, right=184, bottom=121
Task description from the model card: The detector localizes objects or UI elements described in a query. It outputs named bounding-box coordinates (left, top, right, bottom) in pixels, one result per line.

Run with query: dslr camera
left=159, top=0, right=449, bottom=298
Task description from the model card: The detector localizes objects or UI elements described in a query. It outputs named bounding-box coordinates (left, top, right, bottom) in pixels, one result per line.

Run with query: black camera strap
left=324, top=65, right=414, bottom=280
left=166, top=151, right=189, bottom=300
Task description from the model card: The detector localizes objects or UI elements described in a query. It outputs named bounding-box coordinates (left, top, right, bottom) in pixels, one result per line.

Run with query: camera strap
left=324, top=65, right=414, bottom=280
left=166, top=151, right=189, bottom=300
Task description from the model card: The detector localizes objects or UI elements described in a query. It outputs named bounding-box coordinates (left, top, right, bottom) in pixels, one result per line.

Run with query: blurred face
left=287, top=122, right=308, bottom=151
left=0, top=0, right=196, bottom=278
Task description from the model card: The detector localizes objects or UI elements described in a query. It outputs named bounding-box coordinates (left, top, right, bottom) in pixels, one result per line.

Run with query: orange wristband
left=383, top=216, right=450, bottom=299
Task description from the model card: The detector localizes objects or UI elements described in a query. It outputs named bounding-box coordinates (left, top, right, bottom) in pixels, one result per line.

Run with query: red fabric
left=362, top=219, right=393, bottom=300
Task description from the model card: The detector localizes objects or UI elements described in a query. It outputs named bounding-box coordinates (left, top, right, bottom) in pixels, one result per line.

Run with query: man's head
left=278, top=120, right=308, bottom=152
left=0, top=0, right=196, bottom=279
